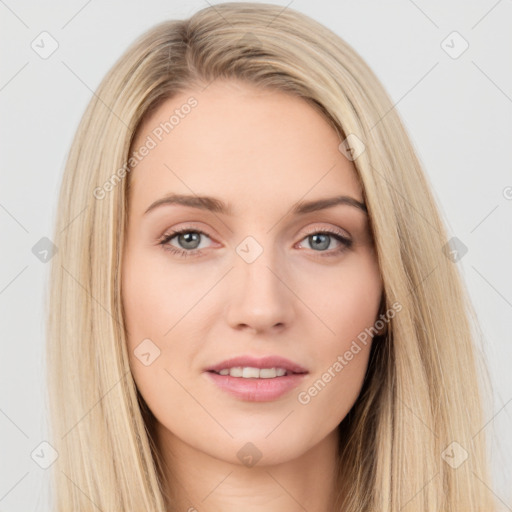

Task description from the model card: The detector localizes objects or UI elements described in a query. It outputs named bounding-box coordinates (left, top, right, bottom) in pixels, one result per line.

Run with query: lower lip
left=204, top=371, right=308, bottom=402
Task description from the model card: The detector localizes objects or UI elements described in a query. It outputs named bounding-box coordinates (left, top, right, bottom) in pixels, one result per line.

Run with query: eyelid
left=300, top=224, right=351, bottom=240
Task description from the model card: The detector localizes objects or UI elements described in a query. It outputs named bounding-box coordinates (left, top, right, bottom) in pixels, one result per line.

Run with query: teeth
left=243, top=367, right=260, bottom=378
left=216, top=367, right=289, bottom=378
left=230, top=367, right=243, bottom=377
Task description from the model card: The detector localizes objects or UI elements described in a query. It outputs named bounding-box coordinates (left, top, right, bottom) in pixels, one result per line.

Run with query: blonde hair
left=46, top=2, right=497, bottom=510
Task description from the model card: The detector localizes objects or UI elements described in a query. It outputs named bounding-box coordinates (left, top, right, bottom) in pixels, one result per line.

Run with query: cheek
left=304, top=249, right=382, bottom=340
left=121, top=248, right=187, bottom=384
left=295, top=251, right=381, bottom=416
left=122, top=247, right=199, bottom=346
left=121, top=248, right=207, bottom=424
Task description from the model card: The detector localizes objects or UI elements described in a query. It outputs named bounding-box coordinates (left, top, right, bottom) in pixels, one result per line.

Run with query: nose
left=225, top=246, right=295, bottom=334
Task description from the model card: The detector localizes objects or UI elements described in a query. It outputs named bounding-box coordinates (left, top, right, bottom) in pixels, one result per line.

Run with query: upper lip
left=205, top=355, right=308, bottom=374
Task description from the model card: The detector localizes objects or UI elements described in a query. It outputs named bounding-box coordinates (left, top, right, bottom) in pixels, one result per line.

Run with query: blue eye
left=299, top=229, right=352, bottom=256
left=158, top=227, right=352, bottom=258
left=159, top=228, right=211, bottom=258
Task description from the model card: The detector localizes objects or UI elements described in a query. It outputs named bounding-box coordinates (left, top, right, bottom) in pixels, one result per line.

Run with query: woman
left=46, top=2, right=497, bottom=510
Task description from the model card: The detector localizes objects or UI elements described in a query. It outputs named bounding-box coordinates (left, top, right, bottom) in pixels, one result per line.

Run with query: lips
left=203, top=355, right=309, bottom=401
left=204, top=355, right=308, bottom=375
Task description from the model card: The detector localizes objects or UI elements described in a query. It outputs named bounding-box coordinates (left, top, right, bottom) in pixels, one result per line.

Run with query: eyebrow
left=144, top=193, right=368, bottom=216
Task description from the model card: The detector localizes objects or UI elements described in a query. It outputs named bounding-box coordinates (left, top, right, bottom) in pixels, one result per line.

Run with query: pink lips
left=203, top=355, right=309, bottom=402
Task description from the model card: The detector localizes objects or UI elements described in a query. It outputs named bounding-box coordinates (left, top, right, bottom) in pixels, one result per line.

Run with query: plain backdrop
left=1, top=1, right=511, bottom=509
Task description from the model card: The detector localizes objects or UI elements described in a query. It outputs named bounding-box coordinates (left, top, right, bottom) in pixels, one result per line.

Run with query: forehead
left=128, top=80, right=363, bottom=214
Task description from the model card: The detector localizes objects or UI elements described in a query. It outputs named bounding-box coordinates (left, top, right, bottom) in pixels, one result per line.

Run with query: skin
left=121, top=80, right=383, bottom=512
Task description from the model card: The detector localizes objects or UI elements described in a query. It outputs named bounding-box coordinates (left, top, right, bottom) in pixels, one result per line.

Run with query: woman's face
left=122, top=80, right=382, bottom=467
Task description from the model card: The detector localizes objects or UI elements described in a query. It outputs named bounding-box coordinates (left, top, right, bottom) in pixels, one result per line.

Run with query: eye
left=297, top=228, right=352, bottom=257
left=158, top=226, right=353, bottom=259
left=158, top=228, right=213, bottom=258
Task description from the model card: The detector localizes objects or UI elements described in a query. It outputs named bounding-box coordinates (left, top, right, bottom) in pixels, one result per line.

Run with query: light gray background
left=1, top=1, right=511, bottom=510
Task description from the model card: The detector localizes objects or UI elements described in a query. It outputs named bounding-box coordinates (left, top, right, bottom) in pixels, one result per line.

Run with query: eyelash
left=158, top=226, right=353, bottom=259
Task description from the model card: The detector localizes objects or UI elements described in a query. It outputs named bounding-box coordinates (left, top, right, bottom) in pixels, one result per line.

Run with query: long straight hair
left=46, top=2, right=497, bottom=510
